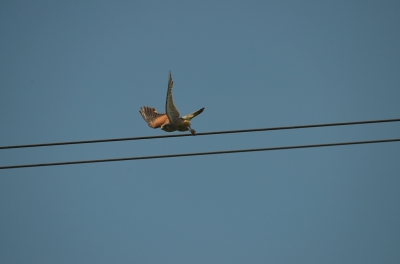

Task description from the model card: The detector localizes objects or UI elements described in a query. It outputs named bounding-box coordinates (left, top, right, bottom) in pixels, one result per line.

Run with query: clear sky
left=1, top=1, right=400, bottom=263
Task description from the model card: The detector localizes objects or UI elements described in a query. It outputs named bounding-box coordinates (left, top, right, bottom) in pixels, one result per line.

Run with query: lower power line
left=1, top=138, right=399, bottom=170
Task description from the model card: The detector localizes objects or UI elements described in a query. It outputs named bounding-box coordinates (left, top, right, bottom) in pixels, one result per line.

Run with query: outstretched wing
left=139, top=106, right=169, bottom=128
left=165, top=71, right=181, bottom=123
left=182, top=107, right=205, bottom=121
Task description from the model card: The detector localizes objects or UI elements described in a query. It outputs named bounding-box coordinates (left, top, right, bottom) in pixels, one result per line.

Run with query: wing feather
left=139, top=106, right=169, bottom=128
left=165, top=71, right=180, bottom=123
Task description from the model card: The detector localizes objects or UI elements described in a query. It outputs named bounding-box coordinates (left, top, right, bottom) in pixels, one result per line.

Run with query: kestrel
left=139, top=72, right=205, bottom=135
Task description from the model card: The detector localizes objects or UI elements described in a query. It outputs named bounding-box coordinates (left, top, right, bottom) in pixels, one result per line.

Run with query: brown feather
left=139, top=106, right=169, bottom=128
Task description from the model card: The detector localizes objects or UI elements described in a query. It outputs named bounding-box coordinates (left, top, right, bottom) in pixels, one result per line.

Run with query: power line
left=1, top=118, right=400, bottom=150
left=1, top=138, right=399, bottom=170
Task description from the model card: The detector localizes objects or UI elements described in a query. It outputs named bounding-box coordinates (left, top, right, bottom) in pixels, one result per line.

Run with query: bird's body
left=139, top=72, right=204, bottom=135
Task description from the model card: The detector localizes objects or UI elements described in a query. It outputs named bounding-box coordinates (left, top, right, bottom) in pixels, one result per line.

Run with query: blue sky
left=1, top=1, right=400, bottom=263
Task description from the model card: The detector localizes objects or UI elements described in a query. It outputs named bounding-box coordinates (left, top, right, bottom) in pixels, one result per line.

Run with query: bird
left=139, top=72, right=205, bottom=135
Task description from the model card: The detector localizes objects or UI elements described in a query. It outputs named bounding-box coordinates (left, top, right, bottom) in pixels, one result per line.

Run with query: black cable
left=1, top=118, right=400, bottom=150
left=1, top=138, right=399, bottom=170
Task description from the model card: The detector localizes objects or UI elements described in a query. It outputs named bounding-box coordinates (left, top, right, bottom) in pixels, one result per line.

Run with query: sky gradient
left=1, top=1, right=400, bottom=263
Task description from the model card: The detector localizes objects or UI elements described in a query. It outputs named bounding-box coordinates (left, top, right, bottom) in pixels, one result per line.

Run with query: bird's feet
left=188, top=127, right=196, bottom=135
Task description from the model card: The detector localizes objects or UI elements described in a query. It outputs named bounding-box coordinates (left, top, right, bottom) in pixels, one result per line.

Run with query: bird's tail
left=182, top=108, right=205, bottom=121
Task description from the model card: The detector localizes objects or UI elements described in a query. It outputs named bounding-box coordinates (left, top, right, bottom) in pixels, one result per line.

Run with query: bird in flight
left=139, top=72, right=205, bottom=135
